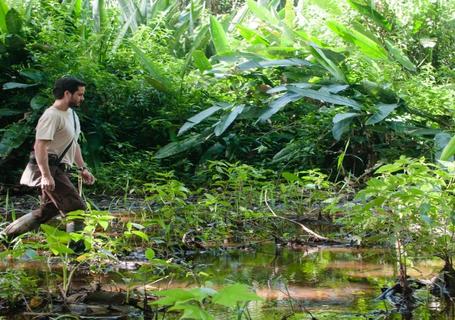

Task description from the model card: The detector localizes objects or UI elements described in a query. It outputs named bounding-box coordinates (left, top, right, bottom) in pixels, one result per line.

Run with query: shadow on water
left=2, top=243, right=455, bottom=319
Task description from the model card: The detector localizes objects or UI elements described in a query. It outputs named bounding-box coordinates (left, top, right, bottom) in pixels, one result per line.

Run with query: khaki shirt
left=35, top=106, right=81, bottom=165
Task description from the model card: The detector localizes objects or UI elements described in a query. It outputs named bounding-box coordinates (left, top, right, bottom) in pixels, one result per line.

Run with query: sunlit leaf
left=212, top=283, right=262, bottom=308
left=327, top=21, right=387, bottom=59
left=210, top=15, right=230, bottom=54
left=247, top=0, right=279, bottom=26
left=440, top=135, right=455, bottom=161
left=192, top=50, right=212, bottom=71
left=0, top=0, right=8, bottom=33
left=169, top=304, right=214, bottom=320
left=145, top=248, right=155, bottom=261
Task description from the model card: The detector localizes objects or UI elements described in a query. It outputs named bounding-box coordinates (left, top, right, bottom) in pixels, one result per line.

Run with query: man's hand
left=41, top=174, right=55, bottom=191
left=81, top=169, right=95, bottom=185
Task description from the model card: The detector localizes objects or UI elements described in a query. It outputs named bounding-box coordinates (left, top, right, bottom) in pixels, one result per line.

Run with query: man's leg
left=2, top=167, right=85, bottom=239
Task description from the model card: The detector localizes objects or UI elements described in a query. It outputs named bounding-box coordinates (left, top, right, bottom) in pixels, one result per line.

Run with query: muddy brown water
left=0, top=243, right=450, bottom=319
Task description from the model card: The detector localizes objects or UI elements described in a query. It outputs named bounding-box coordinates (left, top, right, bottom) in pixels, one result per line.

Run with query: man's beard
left=69, top=99, right=80, bottom=108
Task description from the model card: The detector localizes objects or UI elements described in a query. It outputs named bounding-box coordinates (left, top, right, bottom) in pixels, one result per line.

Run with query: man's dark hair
left=53, top=76, right=86, bottom=99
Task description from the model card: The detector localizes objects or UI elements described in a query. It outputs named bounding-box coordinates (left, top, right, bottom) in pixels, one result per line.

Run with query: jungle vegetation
left=0, top=0, right=455, bottom=319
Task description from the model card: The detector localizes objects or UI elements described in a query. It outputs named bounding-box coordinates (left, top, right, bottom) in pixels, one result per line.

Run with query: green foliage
left=337, top=157, right=455, bottom=261
left=0, top=269, right=38, bottom=306
left=152, top=283, right=262, bottom=320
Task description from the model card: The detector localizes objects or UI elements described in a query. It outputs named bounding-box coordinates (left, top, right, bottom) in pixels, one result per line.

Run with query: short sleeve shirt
left=35, top=106, right=81, bottom=165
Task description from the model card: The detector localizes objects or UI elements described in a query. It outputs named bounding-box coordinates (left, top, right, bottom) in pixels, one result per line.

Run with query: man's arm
left=34, top=139, right=54, bottom=191
left=74, top=143, right=95, bottom=185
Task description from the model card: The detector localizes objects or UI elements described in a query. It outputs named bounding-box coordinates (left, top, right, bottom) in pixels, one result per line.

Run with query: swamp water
left=1, top=243, right=451, bottom=319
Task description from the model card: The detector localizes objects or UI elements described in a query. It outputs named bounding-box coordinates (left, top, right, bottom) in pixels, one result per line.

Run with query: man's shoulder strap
left=57, top=109, right=77, bottom=164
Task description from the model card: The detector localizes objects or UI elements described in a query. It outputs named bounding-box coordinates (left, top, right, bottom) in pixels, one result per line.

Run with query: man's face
left=68, top=86, right=85, bottom=107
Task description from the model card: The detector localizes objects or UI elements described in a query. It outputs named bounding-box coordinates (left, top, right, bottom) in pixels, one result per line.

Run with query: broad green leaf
left=41, top=224, right=71, bottom=243
left=258, top=92, right=301, bottom=122
left=181, top=24, right=210, bottom=76
left=0, top=119, right=34, bottom=158
left=238, top=58, right=310, bottom=71
left=132, top=230, right=149, bottom=241
left=365, top=103, right=397, bottom=125
left=347, top=0, right=392, bottom=31
left=169, top=304, right=214, bottom=320
left=48, top=241, right=74, bottom=255
left=309, top=44, right=346, bottom=82
left=375, top=163, right=403, bottom=174
left=5, top=9, right=21, bottom=34
left=332, top=113, right=359, bottom=140
left=282, top=171, right=299, bottom=183
left=210, top=16, right=230, bottom=54
left=213, top=283, right=262, bottom=308
left=434, top=132, right=452, bottom=160
left=178, top=106, right=223, bottom=136
left=145, top=248, right=155, bottom=261
left=385, top=40, right=416, bottom=71
left=98, top=220, right=109, bottom=230
left=214, top=104, right=245, bottom=136
left=192, top=50, right=212, bottom=71
left=327, top=21, right=387, bottom=59
left=3, top=82, right=38, bottom=90
left=237, top=24, right=269, bottom=45
left=0, top=0, right=8, bottom=33
left=155, top=134, right=204, bottom=159
left=290, top=87, right=361, bottom=109
left=308, top=0, right=341, bottom=15
left=333, top=112, right=359, bottom=123
left=152, top=289, right=198, bottom=306
left=131, top=44, right=172, bottom=92
left=247, top=0, right=279, bottom=26
left=440, top=135, right=455, bottom=161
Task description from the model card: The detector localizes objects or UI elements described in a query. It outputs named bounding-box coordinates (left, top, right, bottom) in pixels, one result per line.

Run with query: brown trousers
left=32, top=165, right=86, bottom=223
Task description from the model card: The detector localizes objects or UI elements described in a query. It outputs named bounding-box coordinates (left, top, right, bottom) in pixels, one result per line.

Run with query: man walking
left=3, top=76, right=95, bottom=238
